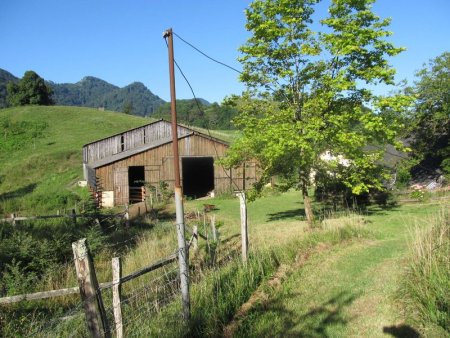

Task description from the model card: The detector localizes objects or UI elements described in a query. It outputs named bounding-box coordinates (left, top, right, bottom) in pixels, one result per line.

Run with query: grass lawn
left=185, top=190, right=309, bottom=249
left=232, top=201, right=449, bottom=337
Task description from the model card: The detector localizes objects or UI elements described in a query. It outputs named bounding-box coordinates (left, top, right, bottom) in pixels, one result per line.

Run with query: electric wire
left=173, top=31, right=242, bottom=74
left=169, top=31, right=444, bottom=183
left=163, top=36, right=244, bottom=192
left=172, top=31, right=296, bottom=107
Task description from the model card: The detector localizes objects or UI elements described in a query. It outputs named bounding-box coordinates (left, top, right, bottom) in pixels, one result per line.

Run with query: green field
left=0, top=106, right=448, bottom=337
left=0, top=105, right=150, bottom=214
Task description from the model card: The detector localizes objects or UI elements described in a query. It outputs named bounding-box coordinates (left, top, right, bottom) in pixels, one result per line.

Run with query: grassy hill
left=0, top=105, right=239, bottom=215
left=0, top=105, right=149, bottom=215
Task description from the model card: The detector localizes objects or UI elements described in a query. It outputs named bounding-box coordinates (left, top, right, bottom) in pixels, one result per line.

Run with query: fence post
left=112, top=257, right=123, bottom=338
left=237, top=192, right=248, bottom=264
left=11, top=213, right=15, bottom=227
left=72, top=238, right=110, bottom=338
left=193, top=225, right=198, bottom=251
left=210, top=215, right=217, bottom=242
left=71, top=209, right=77, bottom=225
left=124, top=205, right=130, bottom=228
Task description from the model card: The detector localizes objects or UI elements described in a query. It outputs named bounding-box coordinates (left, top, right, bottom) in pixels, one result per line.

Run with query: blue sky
left=1, top=0, right=449, bottom=104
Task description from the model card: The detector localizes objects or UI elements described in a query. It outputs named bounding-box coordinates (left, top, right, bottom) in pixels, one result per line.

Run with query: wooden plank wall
left=82, top=121, right=191, bottom=164
left=94, top=134, right=260, bottom=205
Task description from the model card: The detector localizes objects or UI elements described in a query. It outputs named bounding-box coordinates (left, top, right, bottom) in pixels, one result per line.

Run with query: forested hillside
left=0, top=69, right=165, bottom=116
left=51, top=77, right=165, bottom=116
left=0, top=69, right=237, bottom=129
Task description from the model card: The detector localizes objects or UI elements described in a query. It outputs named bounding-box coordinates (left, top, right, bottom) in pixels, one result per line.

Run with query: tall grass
left=400, top=208, right=450, bottom=336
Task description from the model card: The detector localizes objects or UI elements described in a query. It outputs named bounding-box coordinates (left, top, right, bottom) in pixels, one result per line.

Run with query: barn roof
left=90, top=130, right=229, bottom=169
left=82, top=118, right=229, bottom=148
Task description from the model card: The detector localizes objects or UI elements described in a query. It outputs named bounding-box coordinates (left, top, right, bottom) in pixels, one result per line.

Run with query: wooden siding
left=94, top=133, right=259, bottom=205
left=86, top=124, right=260, bottom=206
left=83, top=120, right=192, bottom=164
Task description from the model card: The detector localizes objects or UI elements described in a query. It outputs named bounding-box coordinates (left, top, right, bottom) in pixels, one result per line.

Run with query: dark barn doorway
left=128, top=166, right=145, bottom=203
left=182, top=157, right=214, bottom=198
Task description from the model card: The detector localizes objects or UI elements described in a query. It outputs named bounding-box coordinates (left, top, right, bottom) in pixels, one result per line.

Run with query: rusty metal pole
left=163, top=28, right=190, bottom=321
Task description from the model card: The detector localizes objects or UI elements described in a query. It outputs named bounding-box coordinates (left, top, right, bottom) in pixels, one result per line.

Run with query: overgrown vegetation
left=400, top=209, right=450, bottom=336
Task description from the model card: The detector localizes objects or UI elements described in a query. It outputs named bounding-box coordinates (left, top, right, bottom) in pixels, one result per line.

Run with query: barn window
left=120, top=135, right=125, bottom=152
left=182, top=157, right=214, bottom=199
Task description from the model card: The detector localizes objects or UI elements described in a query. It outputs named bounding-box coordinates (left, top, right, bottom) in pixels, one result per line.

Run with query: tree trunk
left=300, top=175, right=314, bottom=228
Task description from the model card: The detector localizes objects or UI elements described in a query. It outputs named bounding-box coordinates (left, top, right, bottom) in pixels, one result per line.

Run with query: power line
left=172, top=31, right=295, bottom=110
left=173, top=32, right=242, bottom=75
left=163, top=35, right=243, bottom=192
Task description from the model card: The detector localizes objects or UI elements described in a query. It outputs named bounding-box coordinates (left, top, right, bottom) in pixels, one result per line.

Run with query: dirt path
left=232, top=204, right=441, bottom=337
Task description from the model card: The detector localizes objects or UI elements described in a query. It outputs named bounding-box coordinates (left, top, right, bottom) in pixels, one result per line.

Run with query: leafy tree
left=224, top=0, right=412, bottom=225
left=408, top=52, right=450, bottom=176
left=153, top=99, right=239, bottom=129
left=122, top=100, right=134, bottom=115
left=6, top=71, right=53, bottom=106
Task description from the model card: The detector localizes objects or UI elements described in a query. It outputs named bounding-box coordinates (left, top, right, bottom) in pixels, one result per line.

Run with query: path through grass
left=234, top=202, right=448, bottom=337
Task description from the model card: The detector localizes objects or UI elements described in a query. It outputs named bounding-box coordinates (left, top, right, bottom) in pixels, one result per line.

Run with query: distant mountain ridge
left=0, top=68, right=166, bottom=116
left=51, top=76, right=166, bottom=116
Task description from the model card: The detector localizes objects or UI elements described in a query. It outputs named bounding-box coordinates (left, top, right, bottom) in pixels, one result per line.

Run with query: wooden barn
left=82, top=120, right=258, bottom=207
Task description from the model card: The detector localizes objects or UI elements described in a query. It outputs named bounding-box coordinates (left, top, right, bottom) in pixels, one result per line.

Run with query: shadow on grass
left=267, top=208, right=306, bottom=222
left=383, top=324, right=421, bottom=338
left=237, top=291, right=359, bottom=337
left=0, top=183, right=37, bottom=201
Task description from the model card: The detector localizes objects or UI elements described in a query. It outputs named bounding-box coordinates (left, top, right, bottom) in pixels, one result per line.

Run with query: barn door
left=114, top=167, right=129, bottom=206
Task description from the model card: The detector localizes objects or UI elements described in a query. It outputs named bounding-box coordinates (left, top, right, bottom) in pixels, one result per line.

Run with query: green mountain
left=0, top=69, right=166, bottom=116
left=51, top=76, right=165, bottom=116
left=0, top=69, right=223, bottom=125
left=0, top=69, right=18, bottom=108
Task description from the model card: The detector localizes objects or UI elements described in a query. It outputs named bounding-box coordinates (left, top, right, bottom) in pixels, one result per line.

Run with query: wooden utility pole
left=163, top=27, right=190, bottom=321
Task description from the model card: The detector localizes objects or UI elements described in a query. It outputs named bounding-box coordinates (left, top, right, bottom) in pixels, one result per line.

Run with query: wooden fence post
left=11, top=213, right=15, bottom=227
left=237, top=192, right=248, bottom=264
left=112, top=257, right=123, bottom=338
left=193, top=225, right=198, bottom=251
left=210, top=215, right=217, bottom=242
left=124, top=205, right=130, bottom=228
left=72, top=238, right=110, bottom=338
left=71, top=209, right=77, bottom=225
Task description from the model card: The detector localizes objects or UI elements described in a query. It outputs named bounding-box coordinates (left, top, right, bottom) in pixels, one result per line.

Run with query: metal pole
left=163, top=27, right=190, bottom=321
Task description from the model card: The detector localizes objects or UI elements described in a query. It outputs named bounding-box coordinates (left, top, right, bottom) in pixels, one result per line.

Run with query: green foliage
left=396, top=163, right=413, bottom=187
left=153, top=99, right=239, bottom=129
left=410, top=188, right=425, bottom=201
left=6, top=71, right=53, bottom=106
left=407, top=52, right=450, bottom=174
left=0, top=68, right=18, bottom=108
left=225, top=0, right=412, bottom=212
left=1, top=259, right=37, bottom=295
left=122, top=100, right=134, bottom=115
